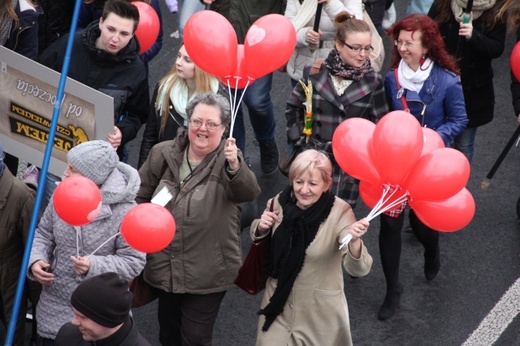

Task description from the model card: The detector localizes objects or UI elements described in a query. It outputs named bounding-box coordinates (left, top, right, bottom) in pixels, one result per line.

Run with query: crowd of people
left=0, top=0, right=519, bottom=345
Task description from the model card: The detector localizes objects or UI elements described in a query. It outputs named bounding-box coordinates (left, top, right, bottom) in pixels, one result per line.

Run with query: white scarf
left=451, top=0, right=496, bottom=22
left=291, top=0, right=319, bottom=31
left=397, top=58, right=434, bottom=93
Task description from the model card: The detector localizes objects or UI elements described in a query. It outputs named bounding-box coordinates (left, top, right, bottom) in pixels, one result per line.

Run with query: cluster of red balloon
left=331, top=111, right=475, bottom=232
left=132, top=1, right=160, bottom=54
left=183, top=11, right=296, bottom=90
left=54, top=177, right=176, bottom=253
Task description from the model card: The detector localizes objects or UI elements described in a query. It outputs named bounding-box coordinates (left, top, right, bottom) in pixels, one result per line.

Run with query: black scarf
left=258, top=185, right=335, bottom=331
left=323, top=48, right=371, bottom=81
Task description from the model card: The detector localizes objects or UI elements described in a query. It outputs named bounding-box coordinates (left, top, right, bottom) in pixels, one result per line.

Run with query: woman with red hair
left=378, top=14, right=468, bottom=321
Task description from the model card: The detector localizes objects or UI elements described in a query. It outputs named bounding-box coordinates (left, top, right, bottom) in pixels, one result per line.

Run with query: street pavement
left=36, top=1, right=520, bottom=345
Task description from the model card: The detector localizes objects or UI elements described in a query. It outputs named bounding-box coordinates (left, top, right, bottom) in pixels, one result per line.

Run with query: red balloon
left=370, top=111, right=423, bottom=185
left=331, top=118, right=380, bottom=184
left=184, top=10, right=238, bottom=78
left=405, top=148, right=470, bottom=201
left=410, top=188, right=475, bottom=232
left=132, top=2, right=160, bottom=54
left=244, top=14, right=296, bottom=79
left=220, top=45, right=255, bottom=89
left=359, top=181, right=407, bottom=212
left=54, top=176, right=102, bottom=226
left=511, top=41, right=520, bottom=81
left=121, top=203, right=176, bottom=253
left=421, top=128, right=445, bottom=156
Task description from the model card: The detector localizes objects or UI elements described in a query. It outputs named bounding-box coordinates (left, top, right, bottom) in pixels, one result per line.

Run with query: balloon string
left=228, top=79, right=250, bottom=139
left=88, top=232, right=119, bottom=257
left=339, top=187, right=408, bottom=250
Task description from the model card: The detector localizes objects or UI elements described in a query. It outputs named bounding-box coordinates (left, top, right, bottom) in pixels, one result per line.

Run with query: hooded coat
left=28, top=163, right=146, bottom=339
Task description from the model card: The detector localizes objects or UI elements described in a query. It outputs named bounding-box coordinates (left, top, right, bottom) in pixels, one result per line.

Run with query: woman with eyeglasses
left=285, top=11, right=388, bottom=209
left=137, top=92, right=261, bottom=346
left=138, top=44, right=221, bottom=169
left=378, top=14, right=467, bottom=321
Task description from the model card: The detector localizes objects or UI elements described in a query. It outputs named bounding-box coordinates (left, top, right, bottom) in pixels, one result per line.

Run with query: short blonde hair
left=288, top=149, right=332, bottom=184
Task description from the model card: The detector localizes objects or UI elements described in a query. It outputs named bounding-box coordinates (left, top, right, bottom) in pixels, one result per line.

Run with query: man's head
left=96, top=0, right=140, bottom=55
left=70, top=272, right=132, bottom=341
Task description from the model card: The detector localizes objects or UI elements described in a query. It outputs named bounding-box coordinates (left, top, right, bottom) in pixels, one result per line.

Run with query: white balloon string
left=229, top=80, right=250, bottom=139
left=88, top=232, right=119, bottom=257
left=367, top=194, right=408, bottom=220
left=75, top=227, right=80, bottom=258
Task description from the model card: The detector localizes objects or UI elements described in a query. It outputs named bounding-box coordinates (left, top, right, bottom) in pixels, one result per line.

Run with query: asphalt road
left=28, top=1, right=520, bottom=345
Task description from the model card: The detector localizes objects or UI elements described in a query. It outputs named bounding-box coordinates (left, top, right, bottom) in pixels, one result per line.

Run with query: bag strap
left=394, top=68, right=410, bottom=112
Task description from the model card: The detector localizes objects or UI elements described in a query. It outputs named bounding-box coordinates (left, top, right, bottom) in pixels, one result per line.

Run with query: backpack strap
left=310, top=58, right=324, bottom=75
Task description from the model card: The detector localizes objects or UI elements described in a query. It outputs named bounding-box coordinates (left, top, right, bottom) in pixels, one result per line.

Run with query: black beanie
left=71, top=272, right=132, bottom=328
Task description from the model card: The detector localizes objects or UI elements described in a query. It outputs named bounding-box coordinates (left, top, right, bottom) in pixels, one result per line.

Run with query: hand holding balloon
left=70, top=256, right=91, bottom=276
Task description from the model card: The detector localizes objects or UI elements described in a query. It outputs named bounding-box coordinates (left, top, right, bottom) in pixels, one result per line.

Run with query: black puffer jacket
left=38, top=21, right=150, bottom=160
left=37, top=0, right=74, bottom=54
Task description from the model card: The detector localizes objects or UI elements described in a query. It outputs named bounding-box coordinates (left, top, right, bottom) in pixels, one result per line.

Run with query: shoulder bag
left=234, top=200, right=274, bottom=295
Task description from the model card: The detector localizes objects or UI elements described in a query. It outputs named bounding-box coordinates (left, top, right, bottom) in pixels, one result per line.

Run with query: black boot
left=424, top=247, right=441, bottom=281
left=378, top=284, right=403, bottom=321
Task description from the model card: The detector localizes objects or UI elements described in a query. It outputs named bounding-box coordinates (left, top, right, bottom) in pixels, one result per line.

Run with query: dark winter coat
left=38, top=21, right=150, bottom=160
left=5, top=0, right=42, bottom=60
left=37, top=0, right=74, bottom=54
left=429, top=3, right=507, bottom=128
left=137, top=129, right=261, bottom=294
left=0, top=168, right=35, bottom=346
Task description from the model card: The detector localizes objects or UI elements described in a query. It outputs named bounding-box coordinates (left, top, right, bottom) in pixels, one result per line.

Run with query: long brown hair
left=157, top=45, right=218, bottom=135
left=496, top=0, right=520, bottom=31
left=432, top=0, right=507, bottom=31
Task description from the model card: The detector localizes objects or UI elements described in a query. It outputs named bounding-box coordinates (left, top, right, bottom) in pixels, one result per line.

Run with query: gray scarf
left=451, top=0, right=497, bottom=22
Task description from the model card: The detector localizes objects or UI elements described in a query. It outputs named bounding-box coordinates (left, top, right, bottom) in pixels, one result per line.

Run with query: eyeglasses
left=189, top=119, right=222, bottom=129
left=394, top=40, right=417, bottom=48
left=342, top=41, right=374, bottom=54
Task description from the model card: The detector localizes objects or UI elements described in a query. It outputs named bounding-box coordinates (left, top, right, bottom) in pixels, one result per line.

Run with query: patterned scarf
left=258, top=185, right=335, bottom=331
left=323, top=48, right=371, bottom=81
left=451, top=0, right=496, bottom=22
left=0, top=0, right=17, bottom=46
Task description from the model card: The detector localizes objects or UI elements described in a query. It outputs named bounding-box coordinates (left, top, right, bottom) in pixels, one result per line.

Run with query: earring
left=419, top=55, right=426, bottom=66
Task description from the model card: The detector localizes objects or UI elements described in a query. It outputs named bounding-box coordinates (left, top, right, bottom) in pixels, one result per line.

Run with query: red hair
left=388, top=14, right=459, bottom=74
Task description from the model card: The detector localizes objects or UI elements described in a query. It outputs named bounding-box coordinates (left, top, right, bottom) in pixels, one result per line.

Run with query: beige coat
left=251, top=194, right=372, bottom=346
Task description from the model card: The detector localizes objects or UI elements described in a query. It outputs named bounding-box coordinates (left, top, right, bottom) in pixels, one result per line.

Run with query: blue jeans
left=179, top=0, right=205, bottom=35
left=453, top=127, right=477, bottom=164
left=230, top=73, right=276, bottom=153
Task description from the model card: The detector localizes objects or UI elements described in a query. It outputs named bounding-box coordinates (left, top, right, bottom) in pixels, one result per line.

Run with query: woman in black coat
left=429, top=0, right=507, bottom=163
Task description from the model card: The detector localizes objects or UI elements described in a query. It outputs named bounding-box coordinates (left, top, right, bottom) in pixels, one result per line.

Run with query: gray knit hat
left=67, top=140, right=119, bottom=185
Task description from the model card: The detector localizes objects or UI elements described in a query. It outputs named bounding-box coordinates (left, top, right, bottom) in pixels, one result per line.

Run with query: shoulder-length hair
left=496, top=0, right=520, bottom=32
left=388, top=14, right=459, bottom=74
left=157, top=44, right=219, bottom=135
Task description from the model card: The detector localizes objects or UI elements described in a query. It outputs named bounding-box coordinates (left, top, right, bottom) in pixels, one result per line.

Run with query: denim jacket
left=385, top=64, right=468, bottom=146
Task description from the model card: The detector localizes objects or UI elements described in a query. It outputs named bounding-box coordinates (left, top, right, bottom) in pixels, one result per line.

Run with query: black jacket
left=55, top=317, right=151, bottom=346
left=429, top=3, right=507, bottom=128
left=5, top=0, right=42, bottom=60
left=39, top=21, right=150, bottom=160
left=37, top=0, right=75, bottom=54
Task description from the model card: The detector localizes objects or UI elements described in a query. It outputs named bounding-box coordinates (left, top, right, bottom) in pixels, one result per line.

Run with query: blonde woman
left=138, top=44, right=220, bottom=168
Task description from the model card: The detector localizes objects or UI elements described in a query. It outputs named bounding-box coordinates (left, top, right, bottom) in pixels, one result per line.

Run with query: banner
left=0, top=46, right=113, bottom=176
